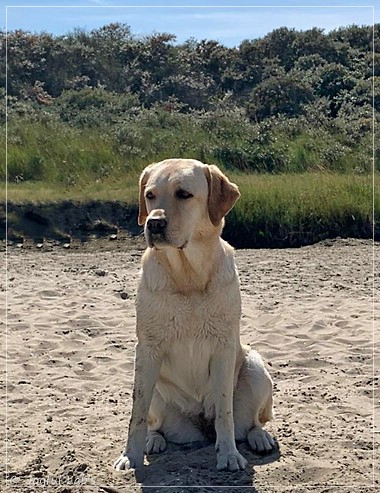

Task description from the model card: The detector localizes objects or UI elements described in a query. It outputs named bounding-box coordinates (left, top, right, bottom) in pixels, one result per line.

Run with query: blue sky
left=2, top=0, right=377, bottom=47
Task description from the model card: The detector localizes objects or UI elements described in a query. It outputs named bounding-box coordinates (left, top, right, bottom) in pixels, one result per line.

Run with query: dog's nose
left=147, top=217, right=167, bottom=234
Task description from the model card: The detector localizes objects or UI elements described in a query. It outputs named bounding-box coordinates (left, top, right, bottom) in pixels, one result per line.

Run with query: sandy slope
left=2, top=238, right=379, bottom=493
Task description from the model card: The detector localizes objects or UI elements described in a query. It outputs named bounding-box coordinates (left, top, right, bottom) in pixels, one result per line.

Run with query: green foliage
left=2, top=22, right=379, bottom=189
left=3, top=118, right=125, bottom=185
left=247, top=74, right=314, bottom=121
left=2, top=22, right=377, bottom=110
left=5, top=172, right=378, bottom=248
left=2, top=22, right=378, bottom=246
left=56, top=87, right=140, bottom=126
left=225, top=173, right=376, bottom=247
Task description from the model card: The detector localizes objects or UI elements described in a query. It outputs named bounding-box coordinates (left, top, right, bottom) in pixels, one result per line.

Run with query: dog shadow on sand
left=102, top=441, right=280, bottom=493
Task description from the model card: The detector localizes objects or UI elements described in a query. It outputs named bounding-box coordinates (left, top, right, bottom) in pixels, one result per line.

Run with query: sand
left=2, top=237, right=379, bottom=493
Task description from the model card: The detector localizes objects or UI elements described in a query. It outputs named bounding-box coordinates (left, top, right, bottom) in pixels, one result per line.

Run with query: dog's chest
left=137, top=284, right=241, bottom=342
left=169, top=294, right=218, bottom=335
left=160, top=337, right=215, bottom=399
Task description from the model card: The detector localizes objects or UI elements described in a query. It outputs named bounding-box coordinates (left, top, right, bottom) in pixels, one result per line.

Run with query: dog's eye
left=176, top=189, right=193, bottom=200
left=145, top=191, right=155, bottom=200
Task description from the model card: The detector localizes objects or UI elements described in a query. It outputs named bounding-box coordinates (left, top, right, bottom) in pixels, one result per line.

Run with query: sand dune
left=2, top=237, right=379, bottom=492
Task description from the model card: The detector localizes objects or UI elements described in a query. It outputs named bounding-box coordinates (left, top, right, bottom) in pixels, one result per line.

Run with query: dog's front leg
left=114, top=342, right=162, bottom=471
left=210, top=346, right=247, bottom=471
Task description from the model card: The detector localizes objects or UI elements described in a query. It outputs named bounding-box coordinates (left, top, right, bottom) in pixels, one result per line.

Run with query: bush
left=247, top=74, right=314, bottom=122
left=55, top=87, right=140, bottom=127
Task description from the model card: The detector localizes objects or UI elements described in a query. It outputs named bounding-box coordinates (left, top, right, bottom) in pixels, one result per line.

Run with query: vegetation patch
left=1, top=23, right=379, bottom=247
left=3, top=173, right=378, bottom=248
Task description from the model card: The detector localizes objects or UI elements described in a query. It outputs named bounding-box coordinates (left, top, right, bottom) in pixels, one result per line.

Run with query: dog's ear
left=138, top=165, right=153, bottom=226
left=205, top=165, right=240, bottom=226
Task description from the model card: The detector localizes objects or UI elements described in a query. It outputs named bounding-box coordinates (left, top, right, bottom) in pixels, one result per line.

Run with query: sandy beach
left=2, top=237, right=379, bottom=492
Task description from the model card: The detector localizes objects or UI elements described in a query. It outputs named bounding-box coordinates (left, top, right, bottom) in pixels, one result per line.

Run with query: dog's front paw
left=113, top=452, right=142, bottom=471
left=146, top=431, right=167, bottom=455
left=247, top=427, right=275, bottom=453
left=113, top=454, right=132, bottom=471
left=113, top=448, right=144, bottom=471
left=216, top=449, right=247, bottom=471
left=114, top=428, right=147, bottom=471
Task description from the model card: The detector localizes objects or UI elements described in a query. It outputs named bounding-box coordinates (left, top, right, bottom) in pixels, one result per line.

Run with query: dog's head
left=138, top=159, right=240, bottom=249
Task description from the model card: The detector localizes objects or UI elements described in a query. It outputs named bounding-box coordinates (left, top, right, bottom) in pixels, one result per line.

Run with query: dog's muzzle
left=147, top=217, right=167, bottom=235
left=146, top=215, right=168, bottom=247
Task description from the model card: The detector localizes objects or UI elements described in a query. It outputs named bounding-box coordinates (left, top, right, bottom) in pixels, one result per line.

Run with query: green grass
left=3, top=121, right=130, bottom=185
left=2, top=117, right=378, bottom=247
left=2, top=108, right=375, bottom=191
left=226, top=172, right=378, bottom=247
left=4, top=175, right=140, bottom=203
left=3, top=171, right=378, bottom=247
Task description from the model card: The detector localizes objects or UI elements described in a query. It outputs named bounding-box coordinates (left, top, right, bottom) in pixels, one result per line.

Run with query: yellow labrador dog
left=114, top=159, right=275, bottom=472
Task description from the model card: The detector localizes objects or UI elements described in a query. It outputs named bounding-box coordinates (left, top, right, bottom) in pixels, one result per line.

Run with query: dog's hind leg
left=233, top=349, right=276, bottom=453
left=159, top=406, right=208, bottom=445
left=147, top=389, right=206, bottom=453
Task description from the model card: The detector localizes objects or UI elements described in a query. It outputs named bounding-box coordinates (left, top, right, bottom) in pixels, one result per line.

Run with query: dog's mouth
left=147, top=233, right=167, bottom=249
left=178, top=241, right=188, bottom=250
left=147, top=233, right=188, bottom=251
